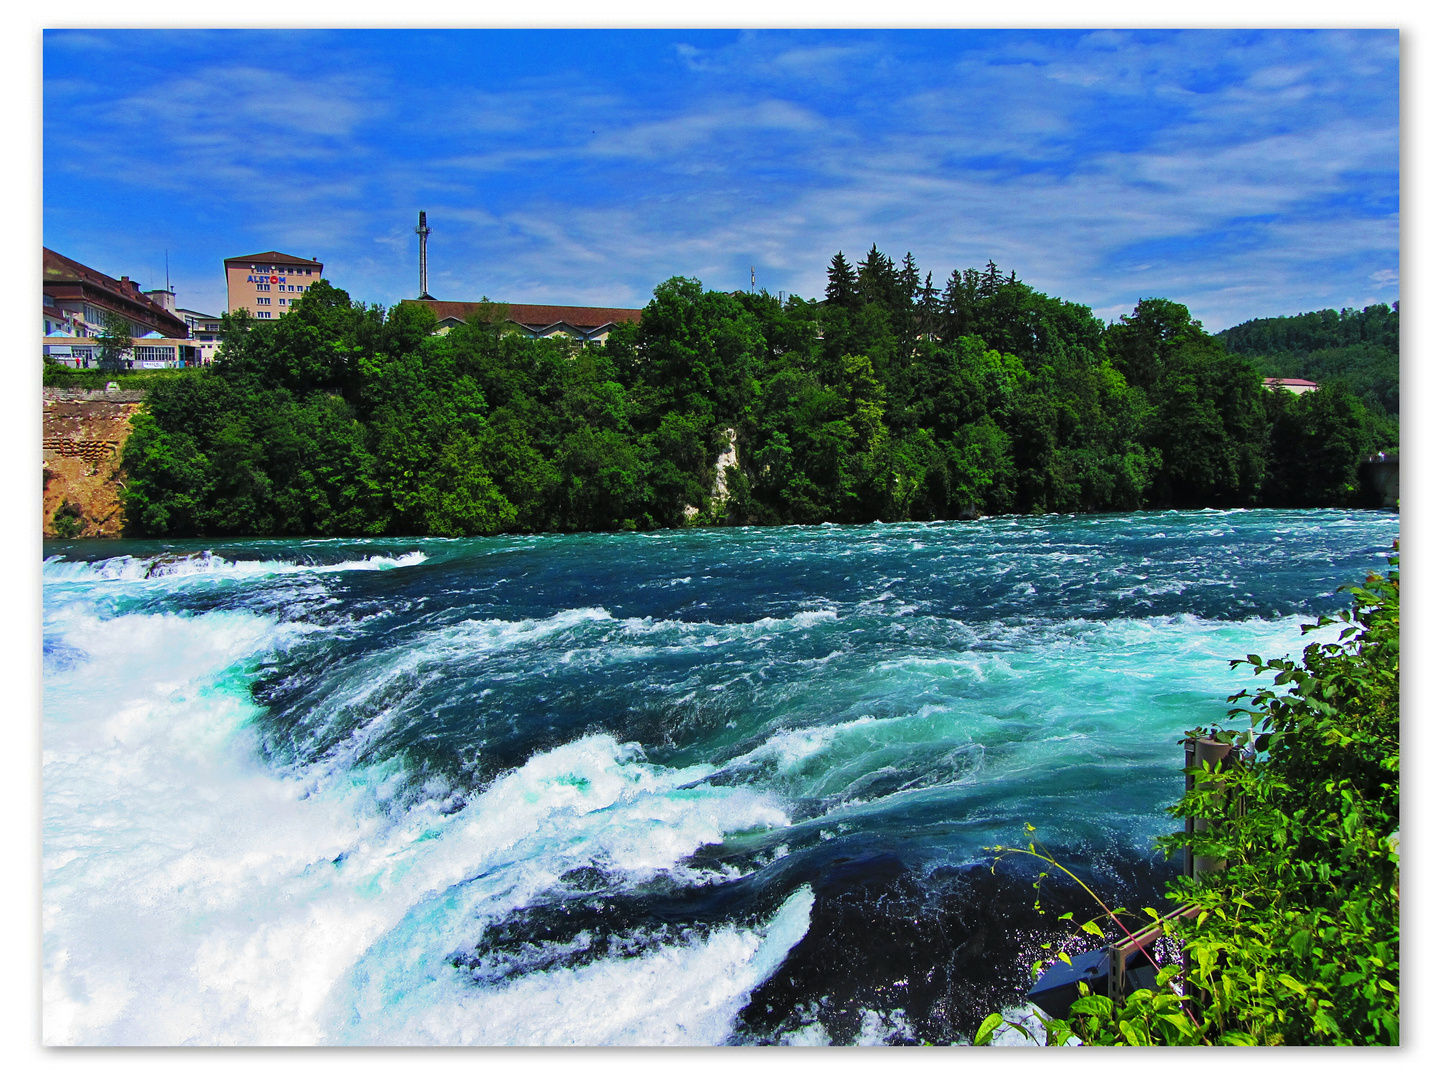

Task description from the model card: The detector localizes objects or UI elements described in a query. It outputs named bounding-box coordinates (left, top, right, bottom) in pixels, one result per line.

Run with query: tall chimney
left=416, top=211, right=434, bottom=300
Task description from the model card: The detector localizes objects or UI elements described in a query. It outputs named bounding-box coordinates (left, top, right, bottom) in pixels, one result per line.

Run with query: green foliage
left=1219, top=304, right=1399, bottom=420
left=1220, top=303, right=1398, bottom=358
left=51, top=500, right=85, bottom=539
left=94, top=310, right=135, bottom=374
left=43, top=362, right=204, bottom=390
left=1263, top=384, right=1378, bottom=506
left=119, top=253, right=1398, bottom=538
left=1145, top=343, right=1267, bottom=507
left=974, top=550, right=1400, bottom=1046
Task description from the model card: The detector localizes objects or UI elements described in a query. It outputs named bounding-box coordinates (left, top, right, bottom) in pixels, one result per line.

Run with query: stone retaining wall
left=43, top=386, right=149, bottom=403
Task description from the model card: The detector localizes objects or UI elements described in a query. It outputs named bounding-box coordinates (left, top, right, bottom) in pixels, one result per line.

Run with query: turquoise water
left=41, top=509, right=1398, bottom=1045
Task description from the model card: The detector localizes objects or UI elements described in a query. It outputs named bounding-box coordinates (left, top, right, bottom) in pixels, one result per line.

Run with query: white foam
left=852, top=1007, right=917, bottom=1045
left=332, top=886, right=812, bottom=1046
left=43, top=596, right=800, bottom=1045
left=42, top=549, right=428, bottom=585
left=780, top=1022, right=833, bottom=1045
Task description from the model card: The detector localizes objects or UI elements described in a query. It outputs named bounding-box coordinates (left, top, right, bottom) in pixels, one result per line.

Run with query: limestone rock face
left=42, top=390, right=144, bottom=538
left=712, top=428, right=738, bottom=504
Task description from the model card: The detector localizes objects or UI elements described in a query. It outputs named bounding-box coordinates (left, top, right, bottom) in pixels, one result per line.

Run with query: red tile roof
left=505, top=303, right=643, bottom=328
left=224, top=251, right=323, bottom=267
left=408, top=298, right=642, bottom=330
left=42, top=248, right=189, bottom=338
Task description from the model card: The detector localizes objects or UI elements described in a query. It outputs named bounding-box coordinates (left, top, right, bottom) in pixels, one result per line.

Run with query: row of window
left=249, top=266, right=315, bottom=275
left=253, top=283, right=309, bottom=293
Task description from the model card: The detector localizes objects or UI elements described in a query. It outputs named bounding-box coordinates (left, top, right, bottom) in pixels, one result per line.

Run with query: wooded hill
left=112, top=247, right=1398, bottom=538
left=1217, top=303, right=1398, bottom=419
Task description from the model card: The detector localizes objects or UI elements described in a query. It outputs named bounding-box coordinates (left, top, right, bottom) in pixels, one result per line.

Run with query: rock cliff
left=42, top=388, right=145, bottom=538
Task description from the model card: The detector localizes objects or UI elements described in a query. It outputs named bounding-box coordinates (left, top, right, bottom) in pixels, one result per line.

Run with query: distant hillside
left=1217, top=303, right=1398, bottom=417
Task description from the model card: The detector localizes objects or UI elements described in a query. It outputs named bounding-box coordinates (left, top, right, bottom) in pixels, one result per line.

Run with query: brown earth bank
left=42, top=388, right=145, bottom=538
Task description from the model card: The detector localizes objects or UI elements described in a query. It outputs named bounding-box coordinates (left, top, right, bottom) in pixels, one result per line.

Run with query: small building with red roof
left=1262, top=377, right=1320, bottom=395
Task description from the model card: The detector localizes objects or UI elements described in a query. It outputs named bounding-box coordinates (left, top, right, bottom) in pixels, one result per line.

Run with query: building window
left=278, top=298, right=287, bottom=305
left=256, top=297, right=270, bottom=304
left=257, top=311, right=271, bottom=318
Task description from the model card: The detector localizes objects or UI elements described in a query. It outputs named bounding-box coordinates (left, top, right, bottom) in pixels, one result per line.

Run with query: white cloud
left=43, top=29, right=1398, bottom=330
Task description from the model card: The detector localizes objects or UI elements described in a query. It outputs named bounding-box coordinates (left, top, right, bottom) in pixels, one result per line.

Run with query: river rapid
left=41, top=509, right=1398, bottom=1045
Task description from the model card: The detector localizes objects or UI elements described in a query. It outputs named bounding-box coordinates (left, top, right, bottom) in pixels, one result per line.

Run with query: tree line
left=117, top=247, right=1398, bottom=538
left=1218, top=303, right=1398, bottom=420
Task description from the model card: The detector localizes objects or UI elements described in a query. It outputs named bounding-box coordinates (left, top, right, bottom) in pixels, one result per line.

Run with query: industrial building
left=224, top=251, right=323, bottom=316
left=176, top=308, right=223, bottom=365
left=43, top=248, right=195, bottom=368
left=44, top=248, right=189, bottom=341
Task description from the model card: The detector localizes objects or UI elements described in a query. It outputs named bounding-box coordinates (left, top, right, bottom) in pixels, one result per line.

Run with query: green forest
left=1217, top=303, right=1399, bottom=420
left=108, top=247, right=1398, bottom=538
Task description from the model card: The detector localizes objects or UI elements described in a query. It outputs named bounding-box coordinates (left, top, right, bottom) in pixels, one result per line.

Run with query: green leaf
left=973, top=1012, right=1004, bottom=1046
left=1080, top=920, right=1104, bottom=937
left=1118, top=1019, right=1147, bottom=1046
left=1278, top=974, right=1308, bottom=995
left=1068, top=996, right=1114, bottom=1018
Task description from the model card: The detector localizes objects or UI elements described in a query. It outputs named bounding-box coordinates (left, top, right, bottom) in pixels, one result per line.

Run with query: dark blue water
left=42, top=509, right=1398, bottom=1045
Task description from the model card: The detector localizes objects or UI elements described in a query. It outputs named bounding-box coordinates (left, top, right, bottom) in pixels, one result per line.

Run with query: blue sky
left=43, top=28, right=1398, bottom=332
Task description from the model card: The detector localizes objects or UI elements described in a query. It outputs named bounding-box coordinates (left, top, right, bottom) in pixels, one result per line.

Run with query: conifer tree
left=919, top=271, right=940, bottom=340
left=857, top=244, right=898, bottom=310
left=980, top=259, right=1003, bottom=298
left=941, top=269, right=970, bottom=341
left=825, top=251, right=858, bottom=309
left=899, top=253, right=921, bottom=307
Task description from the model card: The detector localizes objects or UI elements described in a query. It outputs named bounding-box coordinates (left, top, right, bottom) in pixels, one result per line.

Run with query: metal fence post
left=1183, top=736, right=1236, bottom=878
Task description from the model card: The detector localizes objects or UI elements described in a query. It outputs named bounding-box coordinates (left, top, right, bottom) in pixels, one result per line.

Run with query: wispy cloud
left=43, top=28, right=1397, bottom=330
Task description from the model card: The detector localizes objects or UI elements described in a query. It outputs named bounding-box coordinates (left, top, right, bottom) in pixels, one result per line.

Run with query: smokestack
left=416, top=211, right=434, bottom=300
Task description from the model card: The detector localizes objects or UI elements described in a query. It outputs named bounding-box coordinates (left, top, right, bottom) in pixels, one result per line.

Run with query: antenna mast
left=416, top=211, right=435, bottom=300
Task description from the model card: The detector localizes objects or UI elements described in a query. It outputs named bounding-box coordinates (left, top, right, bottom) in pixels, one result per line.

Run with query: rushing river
left=42, top=509, right=1398, bottom=1045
